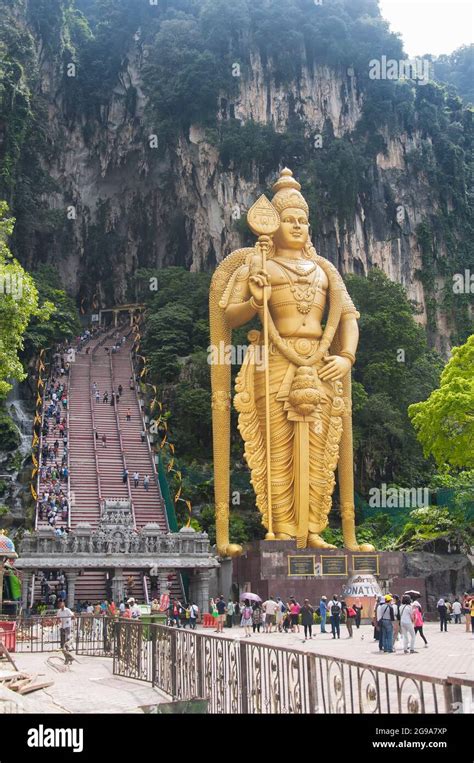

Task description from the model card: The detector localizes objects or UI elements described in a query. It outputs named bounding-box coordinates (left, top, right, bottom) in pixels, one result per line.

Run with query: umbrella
left=404, top=590, right=421, bottom=598
left=240, top=592, right=261, bottom=602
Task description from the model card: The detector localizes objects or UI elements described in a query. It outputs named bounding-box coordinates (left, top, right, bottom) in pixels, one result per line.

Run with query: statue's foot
left=275, top=532, right=293, bottom=540
left=217, top=543, right=243, bottom=558
left=307, top=533, right=337, bottom=549
left=344, top=542, right=375, bottom=552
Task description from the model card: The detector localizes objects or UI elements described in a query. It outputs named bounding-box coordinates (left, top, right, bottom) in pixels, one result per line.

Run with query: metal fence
left=8, top=615, right=114, bottom=655
left=112, top=621, right=473, bottom=714
left=4, top=616, right=472, bottom=714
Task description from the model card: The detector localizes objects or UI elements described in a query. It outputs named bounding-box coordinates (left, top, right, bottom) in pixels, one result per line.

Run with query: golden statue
left=210, top=168, right=374, bottom=557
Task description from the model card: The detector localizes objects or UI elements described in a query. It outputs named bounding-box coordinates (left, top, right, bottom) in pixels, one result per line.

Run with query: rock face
left=404, top=552, right=473, bottom=611
left=2, top=5, right=468, bottom=353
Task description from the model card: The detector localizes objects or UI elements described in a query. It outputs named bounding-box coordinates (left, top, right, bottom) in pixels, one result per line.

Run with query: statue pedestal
left=233, top=541, right=428, bottom=609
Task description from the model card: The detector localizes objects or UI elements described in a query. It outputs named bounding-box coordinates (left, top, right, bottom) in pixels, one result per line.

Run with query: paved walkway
left=194, top=622, right=473, bottom=682
left=0, top=653, right=167, bottom=714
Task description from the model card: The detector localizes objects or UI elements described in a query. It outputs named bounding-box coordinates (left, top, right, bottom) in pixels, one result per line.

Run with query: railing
left=127, top=352, right=165, bottom=528
left=109, top=351, right=137, bottom=529
left=111, top=622, right=474, bottom=715
left=11, top=614, right=115, bottom=655
left=7, top=617, right=472, bottom=714
left=88, top=346, right=103, bottom=505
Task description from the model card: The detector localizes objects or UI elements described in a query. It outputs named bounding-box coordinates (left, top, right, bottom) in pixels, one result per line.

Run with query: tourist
left=252, top=602, right=263, bottom=634
left=216, top=595, right=227, bottom=633
left=240, top=600, right=252, bottom=637
left=413, top=602, right=428, bottom=647
left=179, top=601, right=187, bottom=628
left=103, top=391, right=108, bottom=403
left=289, top=598, right=301, bottom=633
left=133, top=471, right=140, bottom=488
left=452, top=598, right=462, bottom=624
left=345, top=603, right=356, bottom=638
left=129, top=376, right=135, bottom=390
left=437, top=598, right=448, bottom=632
left=126, top=408, right=131, bottom=421
left=189, top=602, right=199, bottom=629
left=122, top=603, right=132, bottom=619
left=275, top=597, right=285, bottom=632
left=398, top=594, right=416, bottom=654
left=102, top=434, right=107, bottom=448
left=141, top=430, right=146, bottom=443
left=119, top=600, right=126, bottom=615
left=328, top=595, right=342, bottom=639
left=353, top=600, right=363, bottom=629
left=463, top=593, right=472, bottom=631
left=122, top=468, right=129, bottom=484
left=470, top=598, right=474, bottom=634
left=95, top=390, right=100, bottom=403
left=172, top=600, right=181, bottom=627
left=57, top=599, right=75, bottom=648
left=319, top=596, right=328, bottom=633
left=300, top=599, right=314, bottom=642
left=262, top=596, right=278, bottom=633
left=226, top=599, right=234, bottom=628
left=376, top=595, right=395, bottom=653
left=143, top=475, right=150, bottom=491
left=392, top=594, right=401, bottom=643
left=118, top=384, right=123, bottom=397
left=233, top=601, right=240, bottom=626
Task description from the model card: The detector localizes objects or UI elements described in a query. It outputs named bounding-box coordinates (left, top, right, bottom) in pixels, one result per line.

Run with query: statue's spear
left=247, top=195, right=281, bottom=542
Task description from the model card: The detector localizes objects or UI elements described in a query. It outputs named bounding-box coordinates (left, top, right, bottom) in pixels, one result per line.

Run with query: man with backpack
left=376, top=594, right=395, bottom=653
left=327, top=595, right=342, bottom=639
left=189, top=602, right=199, bottom=629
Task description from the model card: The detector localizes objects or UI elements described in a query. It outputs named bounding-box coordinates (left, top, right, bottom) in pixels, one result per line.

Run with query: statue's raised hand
left=249, top=249, right=272, bottom=306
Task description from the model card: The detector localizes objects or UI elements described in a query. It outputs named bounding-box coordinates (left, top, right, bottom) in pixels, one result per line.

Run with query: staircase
left=33, top=323, right=184, bottom=606
left=112, top=342, right=168, bottom=530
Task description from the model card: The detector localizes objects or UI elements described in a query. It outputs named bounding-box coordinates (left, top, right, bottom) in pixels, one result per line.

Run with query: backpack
left=331, top=602, right=340, bottom=617
left=347, top=607, right=356, bottom=618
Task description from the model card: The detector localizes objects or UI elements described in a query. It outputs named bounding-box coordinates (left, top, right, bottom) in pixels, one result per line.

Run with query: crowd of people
left=202, top=591, right=474, bottom=650
left=37, top=357, right=70, bottom=529
left=36, top=327, right=104, bottom=529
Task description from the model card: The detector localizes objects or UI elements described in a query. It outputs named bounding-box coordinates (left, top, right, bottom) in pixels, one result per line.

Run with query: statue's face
left=273, top=206, right=309, bottom=250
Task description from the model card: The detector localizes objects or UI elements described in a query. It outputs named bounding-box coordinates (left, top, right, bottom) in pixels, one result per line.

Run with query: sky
left=379, top=0, right=473, bottom=57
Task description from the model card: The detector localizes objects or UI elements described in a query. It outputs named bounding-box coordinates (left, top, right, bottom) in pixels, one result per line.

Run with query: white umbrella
left=240, top=592, right=262, bottom=602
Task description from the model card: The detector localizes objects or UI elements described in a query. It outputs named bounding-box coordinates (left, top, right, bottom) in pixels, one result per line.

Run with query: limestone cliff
left=1, top=0, right=471, bottom=353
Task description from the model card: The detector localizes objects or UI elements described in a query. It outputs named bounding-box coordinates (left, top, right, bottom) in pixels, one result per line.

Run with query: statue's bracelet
left=249, top=297, right=264, bottom=311
left=340, top=350, right=356, bottom=365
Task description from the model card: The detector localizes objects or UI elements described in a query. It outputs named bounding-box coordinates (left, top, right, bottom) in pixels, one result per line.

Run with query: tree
left=0, top=202, right=51, bottom=399
left=408, top=335, right=474, bottom=469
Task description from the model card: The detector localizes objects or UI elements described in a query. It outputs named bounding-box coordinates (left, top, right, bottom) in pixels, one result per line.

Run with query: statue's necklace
left=274, top=260, right=321, bottom=315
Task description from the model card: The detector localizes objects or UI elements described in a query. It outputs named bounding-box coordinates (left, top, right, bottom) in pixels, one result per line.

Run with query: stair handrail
left=108, top=351, right=137, bottom=528
left=65, top=360, right=72, bottom=529
left=126, top=350, right=169, bottom=531
left=88, top=357, right=103, bottom=506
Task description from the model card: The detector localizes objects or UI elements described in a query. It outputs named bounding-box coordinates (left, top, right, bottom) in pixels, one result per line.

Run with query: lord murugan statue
left=210, top=168, right=374, bottom=557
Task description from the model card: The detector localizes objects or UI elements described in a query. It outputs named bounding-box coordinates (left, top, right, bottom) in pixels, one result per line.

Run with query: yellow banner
left=30, top=484, right=37, bottom=501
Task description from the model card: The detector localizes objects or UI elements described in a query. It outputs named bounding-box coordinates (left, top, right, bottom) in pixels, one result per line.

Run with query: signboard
left=91, top=314, right=99, bottom=322
left=288, top=555, right=315, bottom=576
left=321, top=555, right=348, bottom=576
left=352, top=555, right=379, bottom=574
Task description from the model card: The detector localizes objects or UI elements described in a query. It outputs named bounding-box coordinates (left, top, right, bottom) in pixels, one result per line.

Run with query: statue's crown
left=271, top=168, right=309, bottom=216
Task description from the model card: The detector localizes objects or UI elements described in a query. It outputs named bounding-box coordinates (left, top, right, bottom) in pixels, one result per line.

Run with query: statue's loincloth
left=236, top=334, right=346, bottom=545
